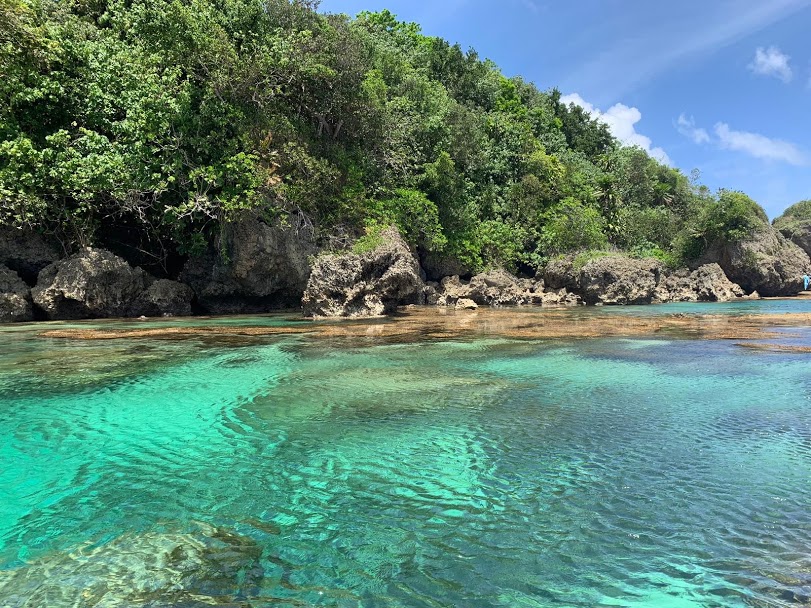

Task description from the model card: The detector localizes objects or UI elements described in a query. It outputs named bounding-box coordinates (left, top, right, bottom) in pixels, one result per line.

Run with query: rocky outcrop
left=775, top=220, right=811, bottom=259
left=578, top=256, right=663, bottom=305
left=434, top=270, right=546, bottom=307
left=656, top=264, right=745, bottom=302
left=698, top=226, right=810, bottom=296
left=131, top=279, right=194, bottom=317
left=32, top=248, right=149, bottom=319
left=302, top=227, right=424, bottom=317
left=543, top=254, right=749, bottom=305
left=0, top=265, right=33, bottom=323
left=181, top=217, right=317, bottom=313
left=0, top=227, right=59, bottom=284
left=420, top=250, right=472, bottom=282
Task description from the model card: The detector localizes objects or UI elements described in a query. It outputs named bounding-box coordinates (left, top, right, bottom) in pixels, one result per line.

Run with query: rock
left=656, top=263, right=745, bottom=303
left=577, top=255, right=663, bottom=305
left=302, top=226, right=424, bottom=317
left=540, top=288, right=583, bottom=307
left=130, top=279, right=194, bottom=317
left=698, top=226, right=810, bottom=296
left=776, top=219, right=811, bottom=258
left=435, top=269, right=544, bottom=307
left=0, top=265, right=33, bottom=322
left=420, top=251, right=472, bottom=282
left=542, top=257, right=580, bottom=291
left=181, top=216, right=317, bottom=313
left=0, top=227, right=60, bottom=285
left=32, top=248, right=148, bottom=319
left=0, top=524, right=263, bottom=607
left=455, top=298, right=478, bottom=310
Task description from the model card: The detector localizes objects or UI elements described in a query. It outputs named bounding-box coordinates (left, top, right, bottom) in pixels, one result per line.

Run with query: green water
left=1, top=302, right=811, bottom=607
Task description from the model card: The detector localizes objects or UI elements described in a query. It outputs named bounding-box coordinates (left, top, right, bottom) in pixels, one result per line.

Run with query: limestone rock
left=455, top=298, right=478, bottom=310
left=302, top=227, right=424, bottom=318
left=656, top=264, right=745, bottom=303
left=698, top=226, right=810, bottom=296
left=435, top=269, right=544, bottom=307
left=578, top=255, right=663, bottom=305
left=32, top=248, right=148, bottom=319
left=0, top=265, right=33, bottom=323
left=182, top=216, right=317, bottom=313
left=0, top=227, right=59, bottom=284
left=131, top=279, right=194, bottom=317
left=420, top=250, right=472, bottom=282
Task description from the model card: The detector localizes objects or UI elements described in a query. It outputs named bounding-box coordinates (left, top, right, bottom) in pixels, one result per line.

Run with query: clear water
left=1, top=302, right=811, bottom=607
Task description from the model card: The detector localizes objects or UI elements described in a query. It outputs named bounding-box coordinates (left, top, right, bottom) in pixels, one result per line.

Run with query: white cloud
left=714, top=122, right=807, bottom=165
left=676, top=114, right=710, bottom=144
left=561, top=93, right=672, bottom=165
left=748, top=46, right=793, bottom=82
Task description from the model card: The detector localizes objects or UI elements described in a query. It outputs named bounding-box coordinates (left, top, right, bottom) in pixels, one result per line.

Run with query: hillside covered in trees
left=2, top=0, right=784, bottom=281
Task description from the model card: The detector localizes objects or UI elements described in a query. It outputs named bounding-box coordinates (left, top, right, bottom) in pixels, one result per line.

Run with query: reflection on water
left=1, top=303, right=811, bottom=606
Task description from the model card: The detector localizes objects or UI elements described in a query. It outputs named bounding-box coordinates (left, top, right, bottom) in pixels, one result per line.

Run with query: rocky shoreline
left=1, top=218, right=810, bottom=324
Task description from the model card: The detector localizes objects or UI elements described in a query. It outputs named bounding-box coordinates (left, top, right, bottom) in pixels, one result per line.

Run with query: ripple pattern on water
left=1, top=312, right=811, bottom=606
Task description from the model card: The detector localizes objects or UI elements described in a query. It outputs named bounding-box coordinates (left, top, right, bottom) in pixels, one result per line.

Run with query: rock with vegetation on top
left=657, top=263, right=745, bottom=302
left=698, top=226, right=810, bottom=297
left=0, top=265, right=34, bottom=323
left=773, top=199, right=811, bottom=258
left=0, top=227, right=60, bottom=285
left=32, top=248, right=149, bottom=319
left=302, top=226, right=424, bottom=317
left=181, top=216, right=317, bottom=313
left=131, top=279, right=194, bottom=317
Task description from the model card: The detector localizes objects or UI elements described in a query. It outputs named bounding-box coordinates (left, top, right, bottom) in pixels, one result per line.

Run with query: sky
left=320, top=0, right=811, bottom=218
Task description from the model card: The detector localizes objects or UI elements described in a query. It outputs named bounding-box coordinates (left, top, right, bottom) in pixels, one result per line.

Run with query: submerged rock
left=0, top=227, right=60, bottom=285
left=0, top=524, right=263, bottom=607
left=32, top=248, right=149, bottom=319
left=302, top=226, right=424, bottom=317
left=182, top=216, right=317, bottom=313
left=0, top=265, right=33, bottom=323
left=698, top=226, right=810, bottom=296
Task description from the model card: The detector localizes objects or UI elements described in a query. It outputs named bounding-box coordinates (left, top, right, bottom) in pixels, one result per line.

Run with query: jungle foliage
left=0, top=0, right=771, bottom=272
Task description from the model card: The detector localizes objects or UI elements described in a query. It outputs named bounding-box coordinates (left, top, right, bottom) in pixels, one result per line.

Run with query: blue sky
left=320, top=0, right=811, bottom=218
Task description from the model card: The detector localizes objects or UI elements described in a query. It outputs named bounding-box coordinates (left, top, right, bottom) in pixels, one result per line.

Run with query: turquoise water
left=1, top=302, right=811, bottom=606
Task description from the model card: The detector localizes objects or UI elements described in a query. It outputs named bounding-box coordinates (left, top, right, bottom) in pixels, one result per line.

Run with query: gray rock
left=656, top=263, right=745, bottom=303
left=181, top=216, right=317, bottom=313
left=455, top=298, right=478, bottom=310
left=0, top=227, right=60, bottom=284
left=131, top=279, right=194, bottom=317
left=0, top=265, right=33, bottom=323
left=578, top=255, right=663, bottom=305
left=302, top=227, right=424, bottom=318
left=776, top=219, right=811, bottom=258
left=698, top=226, right=810, bottom=296
left=420, top=251, right=472, bottom=282
left=32, top=248, right=148, bottom=319
left=435, top=269, right=544, bottom=307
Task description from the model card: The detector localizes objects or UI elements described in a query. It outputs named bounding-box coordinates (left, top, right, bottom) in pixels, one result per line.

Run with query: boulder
left=131, top=279, right=194, bottom=317
left=577, top=255, right=663, bottom=305
left=302, top=227, right=424, bottom=317
left=656, top=264, right=745, bottom=303
left=181, top=216, right=317, bottom=313
left=455, top=298, right=478, bottom=310
left=32, top=248, right=148, bottom=319
left=0, top=227, right=60, bottom=285
left=698, top=226, right=810, bottom=296
left=0, top=265, right=33, bottom=323
left=435, top=269, right=544, bottom=307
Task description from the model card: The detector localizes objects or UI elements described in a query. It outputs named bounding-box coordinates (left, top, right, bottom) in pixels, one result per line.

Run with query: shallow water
left=1, top=302, right=811, bottom=607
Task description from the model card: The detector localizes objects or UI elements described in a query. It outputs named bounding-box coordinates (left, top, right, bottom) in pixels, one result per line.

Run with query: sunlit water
left=1, top=301, right=811, bottom=607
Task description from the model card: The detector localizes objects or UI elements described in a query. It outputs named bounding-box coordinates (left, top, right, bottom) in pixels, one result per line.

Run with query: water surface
left=1, top=302, right=811, bottom=607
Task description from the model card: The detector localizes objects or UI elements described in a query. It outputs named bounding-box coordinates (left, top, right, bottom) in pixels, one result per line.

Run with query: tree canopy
left=0, top=0, right=772, bottom=274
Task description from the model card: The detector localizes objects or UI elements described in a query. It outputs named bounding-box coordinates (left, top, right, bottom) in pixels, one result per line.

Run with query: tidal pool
left=1, top=302, right=811, bottom=607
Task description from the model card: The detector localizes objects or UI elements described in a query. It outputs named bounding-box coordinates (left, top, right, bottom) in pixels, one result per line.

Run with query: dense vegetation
left=0, top=0, right=771, bottom=275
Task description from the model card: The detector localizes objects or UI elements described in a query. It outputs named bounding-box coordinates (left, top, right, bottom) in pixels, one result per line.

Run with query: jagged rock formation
left=698, top=226, right=810, bottom=296
left=433, top=270, right=546, bottom=307
left=302, top=227, right=424, bottom=317
left=181, top=217, right=317, bottom=314
left=131, top=279, right=195, bottom=317
left=0, top=265, right=33, bottom=322
left=33, top=248, right=150, bottom=319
